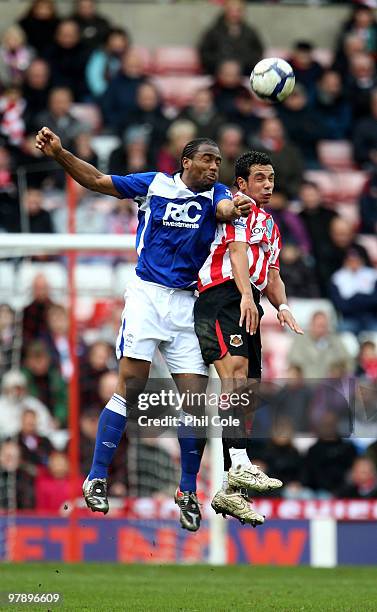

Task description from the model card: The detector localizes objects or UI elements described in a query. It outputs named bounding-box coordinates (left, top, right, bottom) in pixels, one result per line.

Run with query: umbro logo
left=102, top=441, right=116, bottom=448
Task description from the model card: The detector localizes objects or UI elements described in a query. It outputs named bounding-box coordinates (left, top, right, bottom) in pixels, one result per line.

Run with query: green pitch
left=1, top=564, right=376, bottom=611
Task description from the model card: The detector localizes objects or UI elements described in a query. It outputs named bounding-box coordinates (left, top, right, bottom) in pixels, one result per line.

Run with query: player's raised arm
left=35, top=127, right=120, bottom=197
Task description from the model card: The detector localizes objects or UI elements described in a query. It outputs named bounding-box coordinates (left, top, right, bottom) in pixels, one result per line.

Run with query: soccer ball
left=250, top=58, right=295, bottom=102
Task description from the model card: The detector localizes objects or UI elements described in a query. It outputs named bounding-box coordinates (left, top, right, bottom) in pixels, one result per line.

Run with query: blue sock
left=88, top=394, right=127, bottom=480
left=178, top=414, right=206, bottom=492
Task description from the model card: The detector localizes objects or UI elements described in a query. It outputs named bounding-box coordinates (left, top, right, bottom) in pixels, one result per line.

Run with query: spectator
left=0, top=369, right=54, bottom=439
left=358, top=168, right=377, bottom=234
left=198, top=0, right=263, bottom=76
left=18, top=0, right=60, bottom=57
left=217, top=124, right=245, bottom=186
left=333, top=32, right=365, bottom=82
left=21, top=187, right=54, bottom=233
left=258, top=417, right=303, bottom=492
left=42, top=304, right=75, bottom=381
left=95, top=300, right=126, bottom=347
left=345, top=51, right=377, bottom=120
left=250, top=117, right=303, bottom=199
left=86, top=27, right=130, bottom=100
left=227, top=88, right=261, bottom=142
left=32, top=87, right=88, bottom=150
left=22, top=340, right=67, bottom=427
left=0, top=440, right=35, bottom=509
left=271, top=365, right=313, bottom=432
left=287, top=41, right=323, bottom=100
left=80, top=340, right=113, bottom=410
left=337, top=457, right=377, bottom=499
left=17, top=408, right=53, bottom=471
left=310, top=360, right=354, bottom=437
left=0, top=87, right=26, bottom=147
left=279, top=244, right=320, bottom=299
left=302, top=411, right=357, bottom=495
left=106, top=198, right=138, bottom=236
left=70, top=0, right=111, bottom=51
left=12, top=132, right=54, bottom=189
left=0, top=25, right=34, bottom=88
left=0, top=145, right=19, bottom=233
left=210, top=59, right=250, bottom=117
left=156, top=119, right=197, bottom=175
left=0, top=304, right=14, bottom=377
left=100, top=48, right=146, bottom=133
left=72, top=131, right=98, bottom=168
left=312, top=70, right=352, bottom=141
left=120, top=82, right=170, bottom=159
left=108, top=125, right=151, bottom=176
left=45, top=19, right=90, bottom=101
left=367, top=438, right=377, bottom=471
left=356, top=340, right=377, bottom=381
left=22, top=59, right=51, bottom=131
left=298, top=181, right=338, bottom=293
left=277, top=83, right=324, bottom=167
left=178, top=88, right=225, bottom=142
left=22, top=273, right=57, bottom=346
left=353, top=89, right=377, bottom=169
left=35, top=451, right=81, bottom=511
left=335, top=5, right=377, bottom=66
left=329, top=248, right=377, bottom=334
left=316, top=216, right=370, bottom=296
left=265, top=190, right=311, bottom=255
left=289, top=310, right=352, bottom=379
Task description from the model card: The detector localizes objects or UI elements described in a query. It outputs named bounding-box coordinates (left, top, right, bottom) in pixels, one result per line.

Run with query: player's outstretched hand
left=277, top=310, right=304, bottom=334
left=35, top=127, right=62, bottom=158
left=233, top=194, right=253, bottom=217
left=240, top=294, right=259, bottom=335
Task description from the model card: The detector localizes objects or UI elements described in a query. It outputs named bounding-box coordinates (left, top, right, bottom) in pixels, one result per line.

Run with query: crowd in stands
left=0, top=0, right=377, bottom=511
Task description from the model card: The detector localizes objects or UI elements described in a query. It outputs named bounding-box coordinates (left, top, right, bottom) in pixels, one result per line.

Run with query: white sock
left=222, top=471, right=228, bottom=490
left=229, top=447, right=249, bottom=469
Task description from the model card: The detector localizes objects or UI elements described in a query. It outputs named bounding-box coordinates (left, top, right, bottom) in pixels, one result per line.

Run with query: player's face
left=182, top=145, right=222, bottom=191
left=237, top=164, right=274, bottom=208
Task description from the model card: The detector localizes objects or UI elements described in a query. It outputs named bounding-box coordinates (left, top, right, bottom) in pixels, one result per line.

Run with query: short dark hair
left=180, top=138, right=218, bottom=171
left=234, top=150, right=272, bottom=182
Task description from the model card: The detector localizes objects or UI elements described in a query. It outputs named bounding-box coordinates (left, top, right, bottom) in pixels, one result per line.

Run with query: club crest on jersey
left=230, top=334, right=243, bottom=347
left=163, top=200, right=202, bottom=228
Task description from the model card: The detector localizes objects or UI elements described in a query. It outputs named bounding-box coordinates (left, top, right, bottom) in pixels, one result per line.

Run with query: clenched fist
left=35, top=127, right=63, bottom=158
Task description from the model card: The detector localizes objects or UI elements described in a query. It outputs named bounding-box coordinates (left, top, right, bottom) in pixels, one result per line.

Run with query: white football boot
left=228, top=463, right=283, bottom=493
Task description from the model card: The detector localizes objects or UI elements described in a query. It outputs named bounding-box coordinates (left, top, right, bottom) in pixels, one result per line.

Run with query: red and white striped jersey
left=198, top=199, right=281, bottom=293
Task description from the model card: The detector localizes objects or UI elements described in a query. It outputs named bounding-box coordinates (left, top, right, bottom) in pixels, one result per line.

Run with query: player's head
left=234, top=150, right=274, bottom=208
left=180, top=138, right=221, bottom=191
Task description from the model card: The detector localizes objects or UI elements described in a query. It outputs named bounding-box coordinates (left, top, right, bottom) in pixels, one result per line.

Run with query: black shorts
left=194, top=280, right=263, bottom=376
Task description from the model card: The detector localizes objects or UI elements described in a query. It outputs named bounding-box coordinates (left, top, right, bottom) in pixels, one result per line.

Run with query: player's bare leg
left=83, top=356, right=150, bottom=514
left=212, top=353, right=281, bottom=524
left=173, top=373, right=207, bottom=532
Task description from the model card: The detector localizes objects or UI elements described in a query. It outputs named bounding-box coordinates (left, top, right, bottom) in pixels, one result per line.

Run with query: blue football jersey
left=111, top=172, right=232, bottom=288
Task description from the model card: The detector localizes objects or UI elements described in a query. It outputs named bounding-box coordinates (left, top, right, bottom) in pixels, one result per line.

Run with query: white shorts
left=116, top=277, right=208, bottom=375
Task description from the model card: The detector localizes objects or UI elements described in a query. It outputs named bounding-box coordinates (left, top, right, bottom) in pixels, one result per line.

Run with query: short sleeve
left=213, top=182, right=233, bottom=209
left=269, top=225, right=282, bottom=269
left=111, top=172, right=157, bottom=199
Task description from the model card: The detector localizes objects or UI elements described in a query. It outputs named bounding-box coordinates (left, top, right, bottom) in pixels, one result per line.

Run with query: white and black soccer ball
left=250, top=58, right=295, bottom=103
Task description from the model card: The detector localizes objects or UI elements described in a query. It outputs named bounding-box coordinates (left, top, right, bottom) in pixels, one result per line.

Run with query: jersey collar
left=174, top=173, right=214, bottom=198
